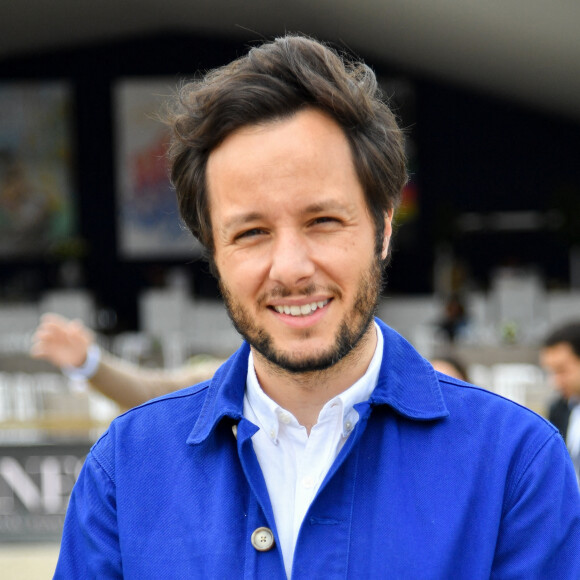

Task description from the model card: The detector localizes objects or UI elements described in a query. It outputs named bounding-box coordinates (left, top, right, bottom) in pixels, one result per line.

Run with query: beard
left=218, top=255, right=384, bottom=374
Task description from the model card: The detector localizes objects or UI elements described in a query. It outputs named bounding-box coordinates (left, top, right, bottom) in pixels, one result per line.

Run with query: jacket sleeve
left=88, top=350, right=223, bottom=409
left=492, top=431, right=580, bottom=579
left=53, top=449, right=122, bottom=579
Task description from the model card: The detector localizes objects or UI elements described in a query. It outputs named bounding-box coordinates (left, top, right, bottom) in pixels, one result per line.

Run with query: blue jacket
left=55, top=320, right=580, bottom=579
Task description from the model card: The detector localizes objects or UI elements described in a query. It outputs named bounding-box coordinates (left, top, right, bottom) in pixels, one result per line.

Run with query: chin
left=256, top=339, right=355, bottom=374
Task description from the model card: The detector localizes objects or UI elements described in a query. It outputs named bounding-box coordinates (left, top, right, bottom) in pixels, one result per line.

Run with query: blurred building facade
left=1, top=30, right=580, bottom=547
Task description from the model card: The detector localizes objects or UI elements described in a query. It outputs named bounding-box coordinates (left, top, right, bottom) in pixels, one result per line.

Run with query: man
left=540, top=321, right=580, bottom=482
left=55, top=35, right=580, bottom=578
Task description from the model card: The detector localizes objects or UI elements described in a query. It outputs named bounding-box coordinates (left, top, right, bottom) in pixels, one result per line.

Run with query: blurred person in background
left=436, top=293, right=468, bottom=343
left=30, top=313, right=222, bottom=409
left=540, top=321, right=580, bottom=482
left=430, top=354, right=470, bottom=382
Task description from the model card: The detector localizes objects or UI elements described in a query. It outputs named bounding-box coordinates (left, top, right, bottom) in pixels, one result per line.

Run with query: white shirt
left=566, top=404, right=580, bottom=484
left=243, top=323, right=383, bottom=578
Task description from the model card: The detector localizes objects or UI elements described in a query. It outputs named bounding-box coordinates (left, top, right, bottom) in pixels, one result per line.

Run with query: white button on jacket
left=251, top=527, right=275, bottom=552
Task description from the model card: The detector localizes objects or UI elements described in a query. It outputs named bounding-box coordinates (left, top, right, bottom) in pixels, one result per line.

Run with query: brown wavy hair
left=164, top=34, right=408, bottom=261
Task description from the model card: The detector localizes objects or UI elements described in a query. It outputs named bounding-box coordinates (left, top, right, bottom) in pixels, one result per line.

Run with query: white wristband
left=62, top=344, right=101, bottom=381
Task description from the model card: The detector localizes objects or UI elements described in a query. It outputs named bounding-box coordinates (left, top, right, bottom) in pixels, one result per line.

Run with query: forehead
left=209, top=109, right=351, bottom=168
left=542, top=342, right=580, bottom=366
left=206, top=108, right=365, bottom=216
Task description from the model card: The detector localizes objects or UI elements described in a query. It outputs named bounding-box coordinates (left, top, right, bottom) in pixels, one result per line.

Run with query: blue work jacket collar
left=187, top=318, right=448, bottom=445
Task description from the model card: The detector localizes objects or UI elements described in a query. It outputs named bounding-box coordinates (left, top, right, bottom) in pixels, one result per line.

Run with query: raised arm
left=30, top=313, right=222, bottom=409
left=88, top=351, right=221, bottom=408
left=30, top=313, right=94, bottom=369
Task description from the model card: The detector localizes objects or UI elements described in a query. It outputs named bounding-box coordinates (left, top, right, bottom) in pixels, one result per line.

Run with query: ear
left=381, top=209, right=394, bottom=260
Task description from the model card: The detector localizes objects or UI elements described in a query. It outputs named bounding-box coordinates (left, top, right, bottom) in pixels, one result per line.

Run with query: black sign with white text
left=0, top=444, right=89, bottom=542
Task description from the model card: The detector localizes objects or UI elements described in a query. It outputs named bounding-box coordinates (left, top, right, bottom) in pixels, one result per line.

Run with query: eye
left=234, top=227, right=266, bottom=241
left=310, top=216, right=341, bottom=227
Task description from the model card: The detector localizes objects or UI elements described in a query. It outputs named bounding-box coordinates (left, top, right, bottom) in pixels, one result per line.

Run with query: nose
left=268, top=228, right=316, bottom=288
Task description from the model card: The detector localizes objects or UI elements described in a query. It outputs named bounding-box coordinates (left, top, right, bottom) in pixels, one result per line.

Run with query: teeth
left=274, top=300, right=329, bottom=316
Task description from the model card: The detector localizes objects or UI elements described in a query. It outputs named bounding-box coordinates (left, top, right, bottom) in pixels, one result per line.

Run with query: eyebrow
left=221, top=200, right=351, bottom=234
left=222, top=212, right=263, bottom=230
left=303, top=200, right=349, bottom=214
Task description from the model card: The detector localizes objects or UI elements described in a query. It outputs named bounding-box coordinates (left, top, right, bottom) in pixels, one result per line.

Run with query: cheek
left=325, top=248, right=375, bottom=294
left=217, top=252, right=265, bottom=296
left=322, top=233, right=373, bottom=262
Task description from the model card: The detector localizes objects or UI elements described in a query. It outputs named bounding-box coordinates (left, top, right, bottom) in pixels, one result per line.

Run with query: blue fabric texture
left=54, top=319, right=580, bottom=579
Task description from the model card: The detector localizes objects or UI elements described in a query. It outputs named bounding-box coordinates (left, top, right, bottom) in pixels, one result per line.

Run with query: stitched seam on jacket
left=88, top=445, right=116, bottom=487
left=503, top=431, right=558, bottom=514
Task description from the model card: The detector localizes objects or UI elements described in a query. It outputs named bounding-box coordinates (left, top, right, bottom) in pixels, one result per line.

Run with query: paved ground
left=0, top=543, right=59, bottom=579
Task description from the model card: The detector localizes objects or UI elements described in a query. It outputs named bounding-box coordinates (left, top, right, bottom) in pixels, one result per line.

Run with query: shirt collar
left=244, top=323, right=384, bottom=442
left=188, top=318, right=448, bottom=445
left=245, top=353, right=281, bottom=442
left=329, top=322, right=383, bottom=436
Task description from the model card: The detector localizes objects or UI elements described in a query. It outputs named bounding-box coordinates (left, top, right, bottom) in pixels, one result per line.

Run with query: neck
left=251, top=324, right=377, bottom=432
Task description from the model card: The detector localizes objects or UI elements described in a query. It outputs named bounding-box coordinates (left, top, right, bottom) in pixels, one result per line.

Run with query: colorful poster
left=114, top=79, right=201, bottom=259
left=0, top=83, right=75, bottom=257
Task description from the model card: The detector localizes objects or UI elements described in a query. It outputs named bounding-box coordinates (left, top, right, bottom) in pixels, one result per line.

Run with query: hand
left=30, top=313, right=94, bottom=369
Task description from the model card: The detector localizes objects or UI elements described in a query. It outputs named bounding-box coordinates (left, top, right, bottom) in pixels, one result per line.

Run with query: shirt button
left=279, top=413, right=291, bottom=424
left=251, top=527, right=275, bottom=552
left=269, top=429, right=276, bottom=440
left=344, top=420, right=353, bottom=432
left=301, top=476, right=314, bottom=489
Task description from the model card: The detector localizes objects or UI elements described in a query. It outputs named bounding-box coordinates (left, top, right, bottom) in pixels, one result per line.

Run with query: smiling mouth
left=272, top=299, right=330, bottom=317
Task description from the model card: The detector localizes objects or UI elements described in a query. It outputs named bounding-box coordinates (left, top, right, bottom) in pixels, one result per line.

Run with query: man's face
left=206, top=108, right=392, bottom=373
left=540, top=342, right=580, bottom=400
